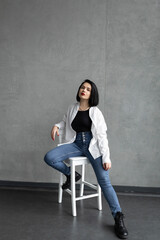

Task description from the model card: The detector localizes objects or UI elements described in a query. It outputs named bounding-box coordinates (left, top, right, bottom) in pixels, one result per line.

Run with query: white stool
left=58, top=131, right=102, bottom=216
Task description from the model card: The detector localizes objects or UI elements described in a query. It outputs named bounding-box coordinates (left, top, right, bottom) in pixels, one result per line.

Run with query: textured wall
left=106, top=0, right=160, bottom=187
left=0, top=0, right=159, bottom=187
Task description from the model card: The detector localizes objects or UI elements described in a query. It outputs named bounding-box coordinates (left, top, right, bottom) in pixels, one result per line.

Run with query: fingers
left=51, top=126, right=59, bottom=141
left=52, top=131, right=56, bottom=141
left=103, top=162, right=111, bottom=171
left=51, top=130, right=55, bottom=141
left=56, top=128, right=59, bottom=136
left=103, top=163, right=108, bottom=171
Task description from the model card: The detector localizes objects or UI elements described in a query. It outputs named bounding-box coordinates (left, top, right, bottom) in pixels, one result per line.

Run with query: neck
left=79, top=100, right=90, bottom=110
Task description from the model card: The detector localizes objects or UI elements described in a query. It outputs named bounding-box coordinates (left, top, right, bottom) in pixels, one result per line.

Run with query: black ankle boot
left=62, top=172, right=81, bottom=190
left=114, top=212, right=128, bottom=239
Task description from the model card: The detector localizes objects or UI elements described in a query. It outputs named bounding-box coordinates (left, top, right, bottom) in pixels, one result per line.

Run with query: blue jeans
left=44, top=131, right=121, bottom=217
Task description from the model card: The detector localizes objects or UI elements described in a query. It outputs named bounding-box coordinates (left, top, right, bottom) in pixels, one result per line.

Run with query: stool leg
left=80, top=164, right=85, bottom=197
left=97, top=183, right=102, bottom=210
left=71, top=163, right=77, bottom=216
left=58, top=172, right=63, bottom=203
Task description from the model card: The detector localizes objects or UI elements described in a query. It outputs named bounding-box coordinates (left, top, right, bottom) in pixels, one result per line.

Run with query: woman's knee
left=44, top=152, right=53, bottom=165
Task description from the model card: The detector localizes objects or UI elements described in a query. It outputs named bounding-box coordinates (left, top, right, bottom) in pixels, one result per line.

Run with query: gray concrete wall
left=0, top=0, right=159, bottom=187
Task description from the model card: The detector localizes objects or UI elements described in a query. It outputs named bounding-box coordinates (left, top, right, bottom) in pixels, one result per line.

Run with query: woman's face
left=78, top=82, right=92, bottom=101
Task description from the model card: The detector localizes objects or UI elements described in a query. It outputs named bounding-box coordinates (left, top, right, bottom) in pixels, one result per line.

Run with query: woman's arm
left=97, top=131, right=111, bottom=170
left=51, top=113, right=67, bottom=141
left=54, top=112, right=67, bottom=130
left=96, top=109, right=111, bottom=170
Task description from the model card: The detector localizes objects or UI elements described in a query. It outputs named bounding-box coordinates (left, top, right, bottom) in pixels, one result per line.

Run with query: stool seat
left=64, top=156, right=89, bottom=165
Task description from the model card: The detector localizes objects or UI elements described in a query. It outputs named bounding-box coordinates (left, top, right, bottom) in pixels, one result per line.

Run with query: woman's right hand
left=51, top=126, right=59, bottom=141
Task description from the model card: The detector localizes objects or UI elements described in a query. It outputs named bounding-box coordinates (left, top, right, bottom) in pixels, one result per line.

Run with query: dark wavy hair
left=76, top=79, right=99, bottom=106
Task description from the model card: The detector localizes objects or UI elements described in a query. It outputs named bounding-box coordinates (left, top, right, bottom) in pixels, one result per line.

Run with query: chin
left=80, top=96, right=88, bottom=100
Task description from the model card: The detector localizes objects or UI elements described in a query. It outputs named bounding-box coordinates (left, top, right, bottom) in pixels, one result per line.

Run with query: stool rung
left=76, top=193, right=99, bottom=201
left=65, top=189, right=71, bottom=195
left=83, top=181, right=97, bottom=190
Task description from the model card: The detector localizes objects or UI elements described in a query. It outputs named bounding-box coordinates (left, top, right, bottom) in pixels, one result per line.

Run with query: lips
left=81, top=92, right=85, bottom=96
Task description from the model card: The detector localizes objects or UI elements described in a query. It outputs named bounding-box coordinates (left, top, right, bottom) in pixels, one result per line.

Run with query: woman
left=44, top=79, right=128, bottom=239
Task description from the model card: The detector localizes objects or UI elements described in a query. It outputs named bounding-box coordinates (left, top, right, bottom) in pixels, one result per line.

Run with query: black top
left=71, top=109, right=92, bottom=133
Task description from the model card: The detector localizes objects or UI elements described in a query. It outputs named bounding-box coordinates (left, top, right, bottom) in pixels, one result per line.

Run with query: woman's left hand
left=103, top=162, right=111, bottom=171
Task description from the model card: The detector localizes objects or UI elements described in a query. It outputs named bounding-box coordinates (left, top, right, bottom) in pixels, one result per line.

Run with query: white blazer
left=55, top=103, right=111, bottom=164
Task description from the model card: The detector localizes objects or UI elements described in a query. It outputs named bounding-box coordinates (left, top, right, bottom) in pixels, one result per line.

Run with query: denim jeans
left=44, top=131, right=121, bottom=217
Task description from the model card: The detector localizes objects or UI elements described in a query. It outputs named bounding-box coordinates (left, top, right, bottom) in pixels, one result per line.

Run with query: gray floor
left=0, top=188, right=160, bottom=240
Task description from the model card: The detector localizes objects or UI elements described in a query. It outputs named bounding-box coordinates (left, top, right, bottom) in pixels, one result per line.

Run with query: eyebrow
left=82, top=85, right=91, bottom=90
